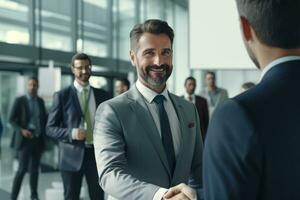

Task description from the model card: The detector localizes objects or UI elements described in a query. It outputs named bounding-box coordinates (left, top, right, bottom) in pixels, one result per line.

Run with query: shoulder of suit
left=195, top=95, right=207, bottom=102
left=170, top=93, right=193, bottom=106
left=91, top=87, right=107, bottom=94
left=16, top=95, right=27, bottom=102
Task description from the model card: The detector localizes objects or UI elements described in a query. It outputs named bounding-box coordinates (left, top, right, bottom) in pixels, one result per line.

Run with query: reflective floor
left=0, top=137, right=90, bottom=200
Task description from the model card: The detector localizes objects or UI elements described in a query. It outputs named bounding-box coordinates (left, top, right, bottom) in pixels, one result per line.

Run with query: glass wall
left=39, top=0, right=72, bottom=51
left=113, top=0, right=136, bottom=61
left=0, top=0, right=30, bottom=44
left=0, top=0, right=189, bottom=93
left=81, top=0, right=109, bottom=57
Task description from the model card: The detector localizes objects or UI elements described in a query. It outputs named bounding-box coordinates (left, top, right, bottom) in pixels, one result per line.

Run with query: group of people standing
left=6, top=0, right=300, bottom=199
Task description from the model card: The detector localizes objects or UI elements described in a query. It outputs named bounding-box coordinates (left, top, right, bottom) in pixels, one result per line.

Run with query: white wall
left=189, top=0, right=255, bottom=69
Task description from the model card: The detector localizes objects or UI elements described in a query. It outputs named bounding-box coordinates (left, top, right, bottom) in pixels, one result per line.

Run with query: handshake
left=163, top=183, right=197, bottom=200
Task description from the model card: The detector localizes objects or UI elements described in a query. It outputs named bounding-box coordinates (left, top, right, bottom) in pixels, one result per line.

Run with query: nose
left=153, top=55, right=162, bottom=66
left=81, top=68, right=87, bottom=73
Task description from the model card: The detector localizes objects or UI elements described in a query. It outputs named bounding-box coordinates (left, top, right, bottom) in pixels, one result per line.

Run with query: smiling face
left=130, top=33, right=173, bottom=93
left=71, top=59, right=92, bottom=86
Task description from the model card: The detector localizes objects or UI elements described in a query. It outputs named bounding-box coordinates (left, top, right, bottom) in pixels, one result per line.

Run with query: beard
left=140, top=64, right=172, bottom=87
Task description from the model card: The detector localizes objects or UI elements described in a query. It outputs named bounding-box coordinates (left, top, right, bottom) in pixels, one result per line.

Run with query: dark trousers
left=11, top=138, right=42, bottom=200
left=61, top=147, right=104, bottom=200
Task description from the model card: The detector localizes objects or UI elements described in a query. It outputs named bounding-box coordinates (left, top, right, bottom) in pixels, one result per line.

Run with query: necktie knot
left=188, top=95, right=192, bottom=101
left=83, top=88, right=88, bottom=98
left=153, top=95, right=165, bottom=105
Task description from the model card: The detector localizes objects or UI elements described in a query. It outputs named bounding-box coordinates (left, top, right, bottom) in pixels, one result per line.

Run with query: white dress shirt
left=72, top=80, right=96, bottom=144
left=184, top=93, right=195, bottom=104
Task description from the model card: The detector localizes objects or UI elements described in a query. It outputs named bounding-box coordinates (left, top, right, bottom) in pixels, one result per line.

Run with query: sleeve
left=93, top=102, right=160, bottom=200
left=203, top=99, right=262, bottom=200
left=46, top=92, right=73, bottom=142
left=9, top=97, right=22, bottom=132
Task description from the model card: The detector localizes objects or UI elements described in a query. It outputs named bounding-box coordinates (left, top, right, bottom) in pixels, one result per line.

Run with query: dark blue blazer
left=46, top=85, right=111, bottom=171
left=9, top=95, right=47, bottom=151
left=204, top=60, right=300, bottom=200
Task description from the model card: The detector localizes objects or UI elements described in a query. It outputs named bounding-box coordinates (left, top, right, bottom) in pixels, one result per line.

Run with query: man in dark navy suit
left=203, top=0, right=300, bottom=199
left=10, top=77, right=47, bottom=200
left=47, top=53, right=110, bottom=200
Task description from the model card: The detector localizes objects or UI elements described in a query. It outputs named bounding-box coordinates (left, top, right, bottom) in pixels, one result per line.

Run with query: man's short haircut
left=117, top=78, right=130, bottom=89
left=71, top=53, right=92, bottom=67
left=206, top=71, right=215, bottom=79
left=130, top=19, right=174, bottom=50
left=241, top=82, right=255, bottom=90
left=184, top=76, right=196, bottom=85
left=236, top=0, right=300, bottom=48
left=29, top=77, right=38, bottom=84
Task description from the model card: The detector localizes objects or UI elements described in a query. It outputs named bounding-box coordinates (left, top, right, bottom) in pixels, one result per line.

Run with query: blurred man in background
left=183, top=76, right=209, bottom=141
left=10, top=77, right=47, bottom=200
left=200, top=71, right=228, bottom=116
left=47, top=53, right=110, bottom=200
left=115, top=78, right=130, bottom=95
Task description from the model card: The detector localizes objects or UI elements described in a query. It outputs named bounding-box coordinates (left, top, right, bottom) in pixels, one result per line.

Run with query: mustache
left=146, top=64, right=170, bottom=72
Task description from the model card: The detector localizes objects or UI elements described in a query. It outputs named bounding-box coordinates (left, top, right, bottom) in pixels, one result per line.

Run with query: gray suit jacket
left=94, top=85, right=203, bottom=199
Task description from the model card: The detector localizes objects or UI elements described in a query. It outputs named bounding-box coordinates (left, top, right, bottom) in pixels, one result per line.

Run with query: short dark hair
left=117, top=78, right=130, bottom=89
left=206, top=71, right=215, bottom=79
left=28, top=77, right=38, bottom=84
left=236, top=0, right=300, bottom=48
left=184, top=76, right=196, bottom=85
left=130, top=19, right=174, bottom=50
left=241, top=81, right=255, bottom=90
left=70, top=53, right=92, bottom=67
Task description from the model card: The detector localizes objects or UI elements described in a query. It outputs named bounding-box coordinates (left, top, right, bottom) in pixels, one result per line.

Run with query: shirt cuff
left=72, top=128, right=78, bottom=140
left=153, top=187, right=168, bottom=200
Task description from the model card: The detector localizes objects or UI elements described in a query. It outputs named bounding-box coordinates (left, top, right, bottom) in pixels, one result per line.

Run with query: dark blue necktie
left=153, top=95, right=176, bottom=174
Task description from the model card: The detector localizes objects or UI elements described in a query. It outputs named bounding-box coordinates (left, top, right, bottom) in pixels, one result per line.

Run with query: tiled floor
left=0, top=137, right=90, bottom=200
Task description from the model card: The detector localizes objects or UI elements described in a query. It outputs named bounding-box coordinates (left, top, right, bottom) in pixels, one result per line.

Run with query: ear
left=129, top=50, right=136, bottom=66
left=240, top=16, right=253, bottom=42
left=71, top=66, right=75, bottom=74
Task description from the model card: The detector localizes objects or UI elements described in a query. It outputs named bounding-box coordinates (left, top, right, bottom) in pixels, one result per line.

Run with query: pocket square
left=188, top=122, right=195, bottom=128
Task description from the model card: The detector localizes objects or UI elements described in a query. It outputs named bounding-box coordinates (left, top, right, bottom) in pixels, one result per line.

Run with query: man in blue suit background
left=204, top=0, right=300, bottom=199
left=47, top=53, right=111, bottom=200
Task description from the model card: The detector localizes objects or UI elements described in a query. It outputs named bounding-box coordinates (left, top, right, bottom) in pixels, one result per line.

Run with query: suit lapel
left=71, top=85, right=83, bottom=116
left=23, top=96, right=31, bottom=124
left=128, top=86, right=172, bottom=178
left=168, top=94, right=190, bottom=181
left=91, top=87, right=98, bottom=106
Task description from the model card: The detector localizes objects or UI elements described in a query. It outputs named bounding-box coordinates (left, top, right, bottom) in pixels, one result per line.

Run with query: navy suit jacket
left=9, top=95, right=47, bottom=151
left=204, top=60, right=300, bottom=200
left=46, top=85, right=111, bottom=171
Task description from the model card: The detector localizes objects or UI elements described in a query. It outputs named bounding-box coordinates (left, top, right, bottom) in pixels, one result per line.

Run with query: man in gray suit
left=94, top=19, right=203, bottom=200
left=200, top=71, right=228, bottom=116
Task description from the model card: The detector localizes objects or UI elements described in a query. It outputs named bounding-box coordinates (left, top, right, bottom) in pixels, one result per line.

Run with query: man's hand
left=76, top=129, right=86, bottom=140
left=21, top=129, right=33, bottom=139
left=163, top=183, right=196, bottom=200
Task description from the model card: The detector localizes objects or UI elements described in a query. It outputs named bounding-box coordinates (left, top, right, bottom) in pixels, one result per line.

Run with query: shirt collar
left=184, top=92, right=195, bottom=100
left=73, top=80, right=90, bottom=92
left=260, top=56, right=300, bottom=81
left=26, top=94, right=36, bottom=100
left=136, top=79, right=170, bottom=103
